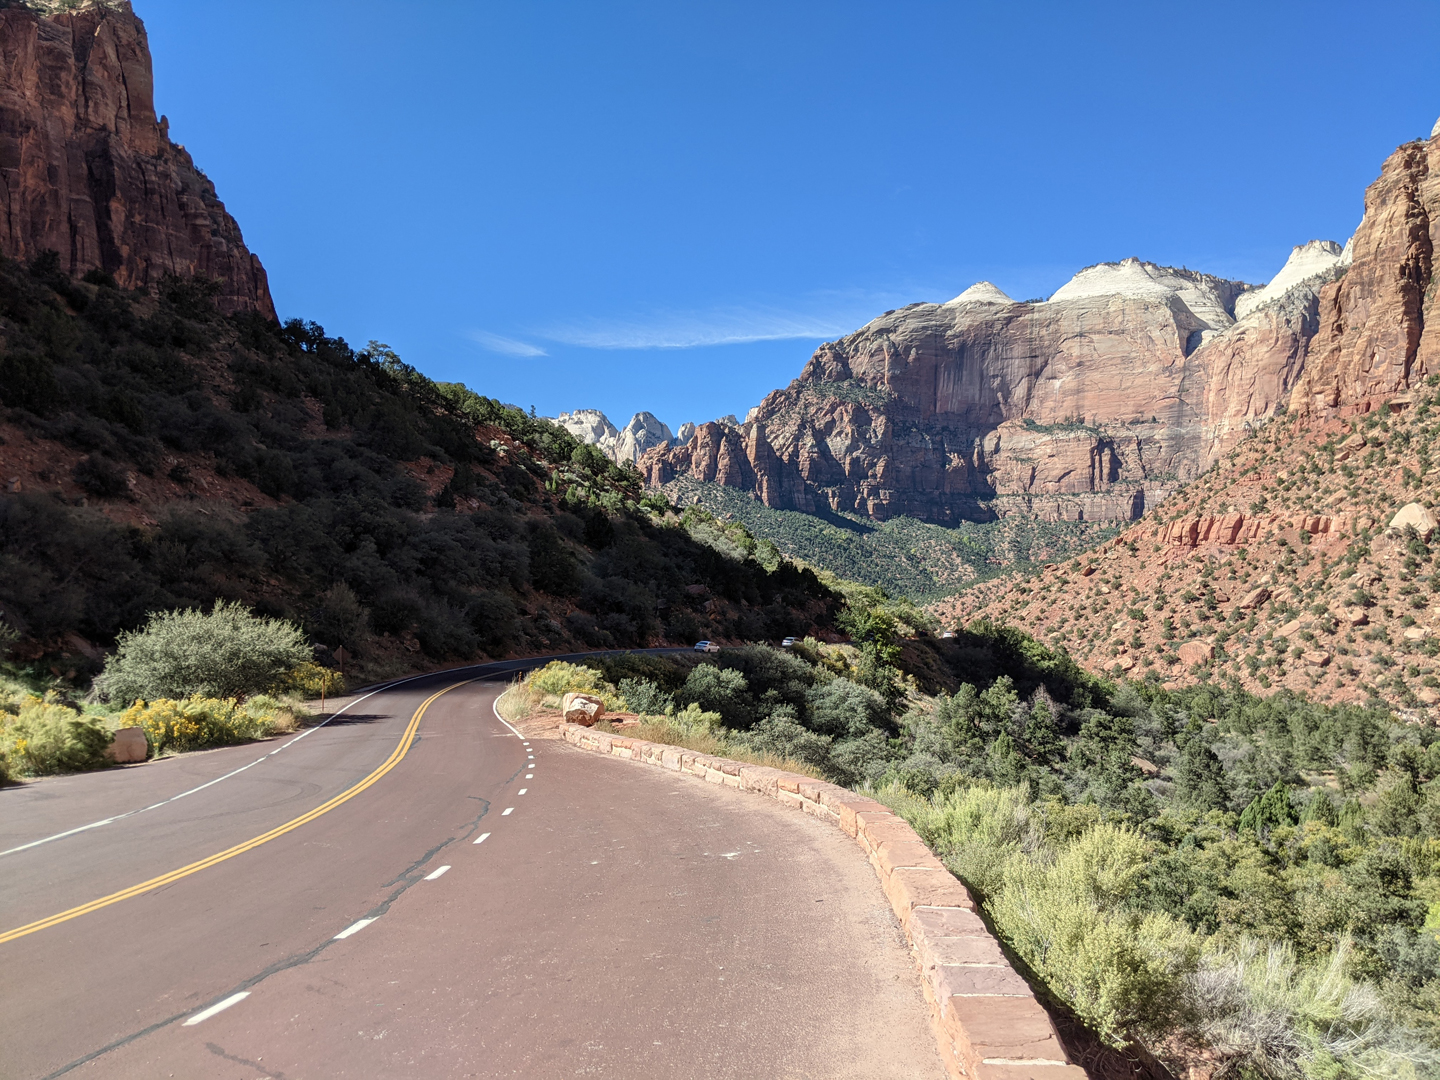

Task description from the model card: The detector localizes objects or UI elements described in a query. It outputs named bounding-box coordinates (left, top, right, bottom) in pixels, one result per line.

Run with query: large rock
left=104, top=725, right=147, bottom=763
left=612, top=412, right=675, bottom=465
left=1177, top=640, right=1215, bottom=667
left=1388, top=502, right=1438, bottom=539
left=0, top=0, right=274, bottom=316
left=561, top=692, right=605, bottom=726
left=551, top=409, right=674, bottom=465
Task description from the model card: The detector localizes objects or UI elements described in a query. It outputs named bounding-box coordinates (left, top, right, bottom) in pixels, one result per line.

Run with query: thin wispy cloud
left=538, top=304, right=868, bottom=351
left=467, top=330, right=547, bottom=357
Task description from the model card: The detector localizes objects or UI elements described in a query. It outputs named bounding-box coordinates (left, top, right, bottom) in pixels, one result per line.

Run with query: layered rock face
left=0, top=0, right=274, bottom=317
left=644, top=257, right=1336, bottom=523
left=644, top=119, right=1440, bottom=527
left=1291, top=134, right=1439, bottom=413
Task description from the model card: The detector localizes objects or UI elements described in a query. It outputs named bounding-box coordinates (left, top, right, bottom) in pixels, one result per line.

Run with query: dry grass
left=495, top=678, right=542, bottom=722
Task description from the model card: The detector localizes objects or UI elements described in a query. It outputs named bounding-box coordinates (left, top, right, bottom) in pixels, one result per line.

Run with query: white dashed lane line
left=183, top=991, right=250, bottom=1026
left=518, top=788, right=527, bottom=795
left=473, top=832, right=491, bottom=845
left=334, top=918, right=377, bottom=940
left=425, top=865, right=451, bottom=881
left=502, top=807, right=514, bottom=816
left=526, top=773, right=533, bottom=779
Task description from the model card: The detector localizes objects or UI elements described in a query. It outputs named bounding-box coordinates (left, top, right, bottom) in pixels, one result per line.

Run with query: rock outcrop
left=1291, top=134, right=1438, bottom=413
left=643, top=254, right=1343, bottom=523
left=645, top=114, right=1440, bottom=529
left=553, top=409, right=620, bottom=457
left=0, top=0, right=274, bottom=317
left=552, top=408, right=675, bottom=465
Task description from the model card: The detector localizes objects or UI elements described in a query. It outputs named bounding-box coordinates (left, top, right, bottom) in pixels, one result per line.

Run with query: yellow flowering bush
left=276, top=661, right=345, bottom=700
left=121, top=696, right=285, bottom=755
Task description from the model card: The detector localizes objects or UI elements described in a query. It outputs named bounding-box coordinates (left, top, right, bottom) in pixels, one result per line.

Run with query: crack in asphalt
left=204, top=1041, right=290, bottom=1079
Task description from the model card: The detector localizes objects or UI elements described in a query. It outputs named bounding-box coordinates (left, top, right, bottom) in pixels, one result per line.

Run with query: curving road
left=0, top=658, right=943, bottom=1079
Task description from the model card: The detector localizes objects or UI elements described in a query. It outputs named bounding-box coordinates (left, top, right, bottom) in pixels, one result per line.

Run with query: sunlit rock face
left=642, top=251, right=1350, bottom=523
left=552, top=410, right=675, bottom=465
left=1291, top=130, right=1440, bottom=414
left=0, top=0, right=274, bottom=316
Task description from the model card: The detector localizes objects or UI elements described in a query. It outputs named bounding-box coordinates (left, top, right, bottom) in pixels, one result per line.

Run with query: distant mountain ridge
left=550, top=409, right=676, bottom=465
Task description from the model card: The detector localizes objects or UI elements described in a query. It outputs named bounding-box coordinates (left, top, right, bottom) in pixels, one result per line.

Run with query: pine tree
left=1171, top=730, right=1228, bottom=813
left=1022, top=698, right=1064, bottom=767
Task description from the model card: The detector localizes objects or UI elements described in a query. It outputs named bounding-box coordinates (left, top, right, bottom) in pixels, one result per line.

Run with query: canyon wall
left=644, top=260, right=1324, bottom=524
left=645, top=121, right=1440, bottom=526
left=0, top=0, right=274, bottom=317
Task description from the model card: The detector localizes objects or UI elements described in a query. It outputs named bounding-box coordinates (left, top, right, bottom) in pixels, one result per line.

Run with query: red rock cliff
left=646, top=123, right=1440, bottom=527
left=1291, top=134, right=1438, bottom=413
left=0, top=0, right=274, bottom=318
left=644, top=261, right=1318, bottom=524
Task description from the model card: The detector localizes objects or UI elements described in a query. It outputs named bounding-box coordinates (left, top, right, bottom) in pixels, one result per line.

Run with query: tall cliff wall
left=645, top=124, right=1440, bottom=527
left=644, top=262, right=1320, bottom=524
left=0, top=0, right=274, bottom=317
left=1291, top=133, right=1438, bottom=413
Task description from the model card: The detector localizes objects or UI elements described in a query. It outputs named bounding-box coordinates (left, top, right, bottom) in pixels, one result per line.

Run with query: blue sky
left=140, top=1, right=1440, bottom=433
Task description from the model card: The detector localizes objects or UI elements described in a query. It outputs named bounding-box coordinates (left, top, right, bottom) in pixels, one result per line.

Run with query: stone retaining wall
left=559, top=723, right=1086, bottom=1080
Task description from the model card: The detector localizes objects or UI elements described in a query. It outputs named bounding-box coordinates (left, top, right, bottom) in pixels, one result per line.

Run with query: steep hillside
left=0, top=253, right=838, bottom=682
left=664, top=474, right=1116, bottom=599
left=942, top=123, right=1440, bottom=713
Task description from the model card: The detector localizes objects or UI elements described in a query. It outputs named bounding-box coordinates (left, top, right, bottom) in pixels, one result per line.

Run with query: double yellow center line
left=0, top=680, right=470, bottom=946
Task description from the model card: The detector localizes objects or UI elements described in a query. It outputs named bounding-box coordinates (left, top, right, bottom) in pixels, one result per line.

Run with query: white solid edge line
left=501, top=807, right=514, bottom=816
left=183, top=991, right=250, bottom=1026
left=491, top=694, right=524, bottom=738
left=473, top=832, right=491, bottom=845
left=334, top=917, right=377, bottom=940
left=425, top=865, right=451, bottom=880
left=1, top=670, right=449, bottom=859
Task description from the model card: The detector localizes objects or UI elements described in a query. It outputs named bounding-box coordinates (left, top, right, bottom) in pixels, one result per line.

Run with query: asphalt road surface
left=1, top=660, right=943, bottom=1079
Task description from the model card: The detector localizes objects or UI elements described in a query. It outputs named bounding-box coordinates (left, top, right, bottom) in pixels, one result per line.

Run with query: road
left=0, top=659, right=943, bottom=1079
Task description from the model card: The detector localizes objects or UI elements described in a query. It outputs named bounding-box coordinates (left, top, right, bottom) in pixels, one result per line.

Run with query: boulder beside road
left=105, top=727, right=148, bottom=764
left=562, top=693, right=606, bottom=726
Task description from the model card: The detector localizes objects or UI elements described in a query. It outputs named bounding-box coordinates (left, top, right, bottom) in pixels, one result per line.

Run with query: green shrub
left=617, top=677, right=672, bottom=716
left=1, top=697, right=112, bottom=775
left=97, top=601, right=310, bottom=705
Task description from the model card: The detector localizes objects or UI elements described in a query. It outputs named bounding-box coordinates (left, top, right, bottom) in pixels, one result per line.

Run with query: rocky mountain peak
left=551, top=408, right=675, bottom=465
left=945, top=281, right=1014, bottom=306
left=1047, top=257, right=1251, bottom=330
left=1233, top=239, right=1348, bottom=320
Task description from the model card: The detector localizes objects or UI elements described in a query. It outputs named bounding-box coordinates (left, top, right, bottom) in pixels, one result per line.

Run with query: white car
left=940, top=631, right=957, bottom=639
left=693, top=640, right=720, bottom=653
left=781, top=637, right=797, bottom=648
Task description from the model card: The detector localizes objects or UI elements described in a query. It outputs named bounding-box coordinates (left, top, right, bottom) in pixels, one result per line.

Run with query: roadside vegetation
left=0, top=605, right=338, bottom=780
left=505, top=600, right=1440, bottom=1079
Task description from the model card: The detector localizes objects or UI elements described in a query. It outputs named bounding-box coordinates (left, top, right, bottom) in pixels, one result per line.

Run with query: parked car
left=780, top=637, right=797, bottom=648
left=693, top=641, right=720, bottom=653
left=940, top=630, right=956, bottom=639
